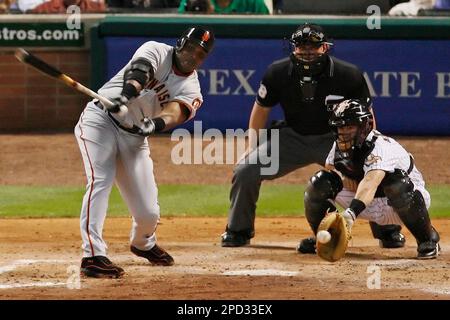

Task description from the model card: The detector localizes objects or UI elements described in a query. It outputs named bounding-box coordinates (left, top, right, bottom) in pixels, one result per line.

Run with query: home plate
left=222, top=269, right=299, bottom=276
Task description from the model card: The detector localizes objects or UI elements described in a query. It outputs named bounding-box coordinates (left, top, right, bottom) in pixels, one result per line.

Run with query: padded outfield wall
left=91, top=16, right=450, bottom=136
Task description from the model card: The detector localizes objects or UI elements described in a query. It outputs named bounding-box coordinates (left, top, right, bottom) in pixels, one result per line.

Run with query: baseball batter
left=299, top=99, right=440, bottom=259
left=74, top=27, right=215, bottom=278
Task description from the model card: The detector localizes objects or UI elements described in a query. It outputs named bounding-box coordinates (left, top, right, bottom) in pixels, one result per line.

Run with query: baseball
left=317, top=230, right=331, bottom=244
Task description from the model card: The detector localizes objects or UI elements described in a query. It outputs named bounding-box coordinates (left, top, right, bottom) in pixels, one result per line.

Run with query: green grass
left=0, top=185, right=448, bottom=218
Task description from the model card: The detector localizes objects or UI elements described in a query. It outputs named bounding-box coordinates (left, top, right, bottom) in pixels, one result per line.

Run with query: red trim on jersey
left=79, top=111, right=96, bottom=257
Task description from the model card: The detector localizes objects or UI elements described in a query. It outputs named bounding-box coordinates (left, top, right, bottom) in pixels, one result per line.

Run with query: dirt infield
left=0, top=217, right=449, bottom=299
left=0, top=134, right=449, bottom=299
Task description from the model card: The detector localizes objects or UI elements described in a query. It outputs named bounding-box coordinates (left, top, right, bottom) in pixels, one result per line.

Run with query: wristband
left=121, top=82, right=139, bottom=99
left=349, top=198, right=366, bottom=217
left=152, top=117, right=166, bottom=132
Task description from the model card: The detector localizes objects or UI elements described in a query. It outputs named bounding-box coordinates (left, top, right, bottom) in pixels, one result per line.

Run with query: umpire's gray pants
left=227, top=127, right=334, bottom=234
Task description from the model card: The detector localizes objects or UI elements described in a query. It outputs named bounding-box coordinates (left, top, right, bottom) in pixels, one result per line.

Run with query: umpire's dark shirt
left=256, top=55, right=370, bottom=135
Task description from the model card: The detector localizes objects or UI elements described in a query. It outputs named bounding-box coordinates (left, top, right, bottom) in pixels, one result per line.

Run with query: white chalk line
left=0, top=259, right=74, bottom=290
left=0, top=282, right=67, bottom=289
left=420, top=288, right=450, bottom=295
left=393, top=283, right=450, bottom=296
left=222, top=269, right=299, bottom=276
left=0, top=259, right=70, bottom=274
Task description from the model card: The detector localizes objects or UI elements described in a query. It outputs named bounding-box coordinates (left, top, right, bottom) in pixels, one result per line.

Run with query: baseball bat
left=14, top=48, right=129, bottom=120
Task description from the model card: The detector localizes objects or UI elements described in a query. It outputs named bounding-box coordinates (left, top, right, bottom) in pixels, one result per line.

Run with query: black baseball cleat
left=296, top=237, right=316, bottom=254
left=80, top=256, right=125, bottom=279
left=378, top=231, right=406, bottom=249
left=417, top=241, right=441, bottom=259
left=130, top=244, right=174, bottom=266
left=221, top=229, right=253, bottom=247
left=417, top=228, right=441, bottom=259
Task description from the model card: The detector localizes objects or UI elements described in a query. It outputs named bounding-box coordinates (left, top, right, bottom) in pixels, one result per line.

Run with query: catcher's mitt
left=316, top=212, right=351, bottom=262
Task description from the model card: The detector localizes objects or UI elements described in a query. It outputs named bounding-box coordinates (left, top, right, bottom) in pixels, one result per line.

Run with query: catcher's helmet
left=329, top=99, right=373, bottom=152
left=176, top=26, right=215, bottom=54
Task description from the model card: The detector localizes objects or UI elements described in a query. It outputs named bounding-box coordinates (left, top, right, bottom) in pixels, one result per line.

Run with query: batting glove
left=137, top=118, right=156, bottom=136
left=109, top=96, right=129, bottom=114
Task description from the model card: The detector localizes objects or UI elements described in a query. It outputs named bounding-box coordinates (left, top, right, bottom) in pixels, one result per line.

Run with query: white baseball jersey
left=325, top=130, right=430, bottom=225
left=99, top=41, right=203, bottom=127
left=74, top=41, right=205, bottom=258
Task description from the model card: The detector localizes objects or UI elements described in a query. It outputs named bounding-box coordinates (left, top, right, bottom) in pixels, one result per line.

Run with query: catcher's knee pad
left=383, top=170, right=434, bottom=243
left=382, top=170, right=415, bottom=210
left=307, top=170, right=343, bottom=200
left=304, top=170, right=343, bottom=234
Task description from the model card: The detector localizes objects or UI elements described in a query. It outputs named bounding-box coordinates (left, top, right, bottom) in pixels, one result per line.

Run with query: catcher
left=298, top=99, right=441, bottom=261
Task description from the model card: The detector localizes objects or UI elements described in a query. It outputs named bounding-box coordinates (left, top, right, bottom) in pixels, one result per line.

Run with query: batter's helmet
left=176, top=26, right=215, bottom=54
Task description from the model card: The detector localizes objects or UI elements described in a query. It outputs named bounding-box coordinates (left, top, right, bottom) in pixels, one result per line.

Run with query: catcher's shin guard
left=383, top=171, right=439, bottom=257
left=304, top=170, right=343, bottom=234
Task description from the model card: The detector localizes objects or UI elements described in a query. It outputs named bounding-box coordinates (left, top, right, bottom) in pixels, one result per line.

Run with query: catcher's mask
left=288, top=23, right=332, bottom=101
left=329, top=99, right=373, bottom=154
left=174, top=26, right=214, bottom=74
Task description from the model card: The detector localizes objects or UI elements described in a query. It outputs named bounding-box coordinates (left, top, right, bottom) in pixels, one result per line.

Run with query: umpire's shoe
left=80, top=256, right=125, bottom=279
left=378, top=231, right=406, bottom=249
left=130, top=244, right=174, bottom=266
left=369, top=222, right=406, bottom=248
left=296, top=237, right=316, bottom=254
left=417, top=228, right=441, bottom=260
left=221, top=228, right=254, bottom=247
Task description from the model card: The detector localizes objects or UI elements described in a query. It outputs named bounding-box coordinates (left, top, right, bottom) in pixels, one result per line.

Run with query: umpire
left=221, top=23, right=406, bottom=250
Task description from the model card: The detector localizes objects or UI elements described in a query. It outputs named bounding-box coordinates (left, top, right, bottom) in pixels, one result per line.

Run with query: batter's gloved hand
left=316, top=211, right=352, bottom=262
left=137, top=118, right=156, bottom=136
left=109, top=96, right=129, bottom=114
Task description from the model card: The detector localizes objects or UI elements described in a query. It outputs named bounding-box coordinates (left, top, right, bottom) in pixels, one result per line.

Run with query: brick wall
left=0, top=50, right=90, bottom=132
